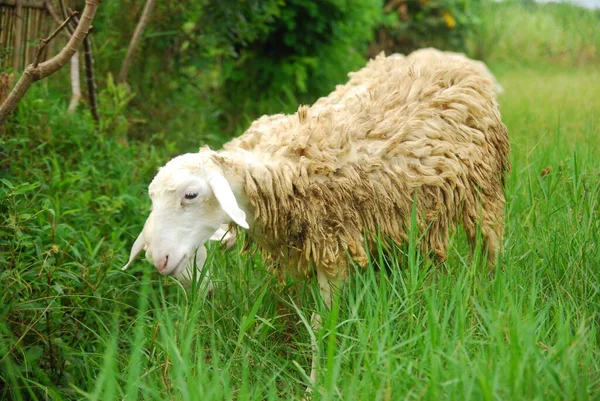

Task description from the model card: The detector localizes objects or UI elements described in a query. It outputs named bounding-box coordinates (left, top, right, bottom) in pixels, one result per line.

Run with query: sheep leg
left=470, top=201, right=504, bottom=269
left=307, top=312, right=321, bottom=391
left=317, top=268, right=334, bottom=308
left=306, top=268, right=336, bottom=393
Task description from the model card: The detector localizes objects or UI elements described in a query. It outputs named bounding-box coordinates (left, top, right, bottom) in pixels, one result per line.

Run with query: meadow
left=1, top=2, right=599, bottom=400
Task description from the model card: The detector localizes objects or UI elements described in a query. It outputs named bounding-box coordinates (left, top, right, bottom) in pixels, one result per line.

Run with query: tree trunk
left=119, top=0, right=155, bottom=86
left=82, top=36, right=99, bottom=121
left=67, top=51, right=80, bottom=113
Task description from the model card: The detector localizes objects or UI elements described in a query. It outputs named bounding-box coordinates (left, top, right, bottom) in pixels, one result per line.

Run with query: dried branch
left=33, top=10, right=78, bottom=67
left=0, top=0, right=101, bottom=126
left=119, top=0, right=155, bottom=85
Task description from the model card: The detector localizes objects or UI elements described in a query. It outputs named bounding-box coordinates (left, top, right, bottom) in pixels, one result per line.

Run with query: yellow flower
left=442, top=11, right=456, bottom=29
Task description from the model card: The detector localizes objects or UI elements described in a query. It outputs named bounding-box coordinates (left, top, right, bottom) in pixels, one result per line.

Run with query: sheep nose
left=154, top=254, right=169, bottom=273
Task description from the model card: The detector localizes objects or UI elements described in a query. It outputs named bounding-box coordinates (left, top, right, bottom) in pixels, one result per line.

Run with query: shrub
left=215, top=0, right=383, bottom=121
left=369, top=0, right=479, bottom=57
left=0, top=86, right=166, bottom=398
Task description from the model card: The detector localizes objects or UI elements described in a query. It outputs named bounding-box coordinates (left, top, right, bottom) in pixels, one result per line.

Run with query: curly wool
left=405, top=47, right=505, bottom=94
left=214, top=53, right=510, bottom=279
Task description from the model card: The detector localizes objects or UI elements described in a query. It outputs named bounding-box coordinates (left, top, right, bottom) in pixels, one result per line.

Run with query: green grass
left=469, top=1, right=600, bottom=67
left=2, top=5, right=600, bottom=400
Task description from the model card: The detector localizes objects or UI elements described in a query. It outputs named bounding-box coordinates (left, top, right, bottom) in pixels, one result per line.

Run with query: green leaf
left=0, top=178, right=14, bottom=189
left=13, top=182, right=41, bottom=195
left=25, top=346, right=44, bottom=363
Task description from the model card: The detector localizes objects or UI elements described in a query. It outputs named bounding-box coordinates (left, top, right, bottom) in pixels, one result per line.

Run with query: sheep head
left=122, top=152, right=248, bottom=282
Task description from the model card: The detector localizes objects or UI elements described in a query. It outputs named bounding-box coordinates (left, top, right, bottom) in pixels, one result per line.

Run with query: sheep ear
left=208, top=175, right=249, bottom=229
left=121, top=230, right=145, bottom=271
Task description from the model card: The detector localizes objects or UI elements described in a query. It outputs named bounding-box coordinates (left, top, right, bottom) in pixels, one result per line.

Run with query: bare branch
left=0, top=0, right=102, bottom=126
left=119, top=0, right=155, bottom=85
left=33, top=10, right=78, bottom=68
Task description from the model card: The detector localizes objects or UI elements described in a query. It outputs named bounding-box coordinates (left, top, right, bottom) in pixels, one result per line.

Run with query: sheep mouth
left=157, top=255, right=187, bottom=277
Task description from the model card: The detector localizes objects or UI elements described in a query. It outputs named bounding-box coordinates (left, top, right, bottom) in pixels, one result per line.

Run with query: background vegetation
left=1, top=0, right=599, bottom=399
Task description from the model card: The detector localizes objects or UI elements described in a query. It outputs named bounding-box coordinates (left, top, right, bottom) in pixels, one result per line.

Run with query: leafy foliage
left=369, top=0, right=479, bottom=56
left=215, top=0, right=382, bottom=119
left=91, top=0, right=382, bottom=137
left=0, top=88, right=150, bottom=396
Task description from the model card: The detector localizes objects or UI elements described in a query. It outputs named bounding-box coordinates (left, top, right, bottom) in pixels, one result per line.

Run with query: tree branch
left=33, top=10, right=78, bottom=67
left=0, top=0, right=101, bottom=126
left=119, top=0, right=155, bottom=85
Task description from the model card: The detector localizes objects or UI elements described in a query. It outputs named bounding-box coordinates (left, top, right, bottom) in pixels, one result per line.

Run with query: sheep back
left=220, top=53, right=510, bottom=279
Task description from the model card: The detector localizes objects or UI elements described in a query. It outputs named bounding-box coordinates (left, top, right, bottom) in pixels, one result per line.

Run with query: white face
left=122, top=153, right=249, bottom=280
left=146, top=173, right=226, bottom=276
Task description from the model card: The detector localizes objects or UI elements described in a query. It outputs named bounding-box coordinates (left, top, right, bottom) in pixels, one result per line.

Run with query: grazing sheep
left=218, top=54, right=509, bottom=279
left=122, top=52, right=510, bottom=385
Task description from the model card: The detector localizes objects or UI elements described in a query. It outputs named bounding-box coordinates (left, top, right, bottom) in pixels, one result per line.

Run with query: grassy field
left=2, top=4, right=600, bottom=401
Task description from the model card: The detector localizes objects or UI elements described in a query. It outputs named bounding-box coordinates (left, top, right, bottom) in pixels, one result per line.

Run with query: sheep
left=122, top=52, right=510, bottom=386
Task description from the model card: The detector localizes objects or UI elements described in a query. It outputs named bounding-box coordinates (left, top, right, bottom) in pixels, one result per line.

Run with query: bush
left=369, top=0, right=479, bottom=57
left=0, top=86, right=166, bottom=398
left=216, top=0, right=382, bottom=121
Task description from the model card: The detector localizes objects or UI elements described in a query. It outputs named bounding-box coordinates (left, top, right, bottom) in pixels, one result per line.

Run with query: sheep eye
left=184, top=192, right=198, bottom=200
